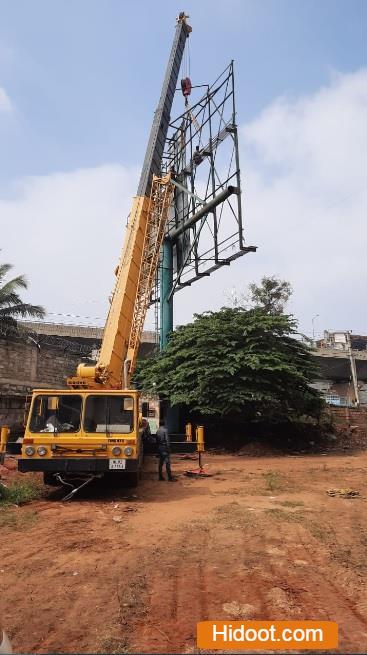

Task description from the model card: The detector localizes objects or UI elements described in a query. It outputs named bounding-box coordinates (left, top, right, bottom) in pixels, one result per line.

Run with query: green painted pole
left=160, top=237, right=173, bottom=351
left=160, top=237, right=179, bottom=433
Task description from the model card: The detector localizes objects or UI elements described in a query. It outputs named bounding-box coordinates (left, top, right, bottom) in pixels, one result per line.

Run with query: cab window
left=84, top=396, right=134, bottom=434
left=29, top=395, right=82, bottom=433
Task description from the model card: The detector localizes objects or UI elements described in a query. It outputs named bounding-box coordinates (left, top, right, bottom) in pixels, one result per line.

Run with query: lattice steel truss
left=127, top=174, right=174, bottom=373
left=153, top=61, right=255, bottom=304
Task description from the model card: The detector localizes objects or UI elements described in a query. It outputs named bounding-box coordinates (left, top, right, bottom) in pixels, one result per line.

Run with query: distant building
left=317, top=330, right=367, bottom=353
left=312, top=331, right=367, bottom=407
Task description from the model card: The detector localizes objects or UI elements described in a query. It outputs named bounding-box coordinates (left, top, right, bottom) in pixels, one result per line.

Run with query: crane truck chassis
left=19, top=390, right=143, bottom=483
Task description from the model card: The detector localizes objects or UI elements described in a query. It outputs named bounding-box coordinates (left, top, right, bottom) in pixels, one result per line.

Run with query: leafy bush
left=0, top=479, right=43, bottom=505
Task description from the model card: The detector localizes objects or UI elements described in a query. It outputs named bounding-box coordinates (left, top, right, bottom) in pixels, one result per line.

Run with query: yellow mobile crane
left=17, top=13, right=192, bottom=489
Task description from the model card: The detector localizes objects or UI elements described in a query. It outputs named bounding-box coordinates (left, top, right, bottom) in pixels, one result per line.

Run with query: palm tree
left=0, top=263, right=45, bottom=335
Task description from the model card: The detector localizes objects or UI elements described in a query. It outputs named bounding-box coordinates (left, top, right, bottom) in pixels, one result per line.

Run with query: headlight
left=37, top=446, right=47, bottom=456
left=25, top=446, right=35, bottom=456
left=112, top=446, right=122, bottom=456
left=124, top=446, right=133, bottom=456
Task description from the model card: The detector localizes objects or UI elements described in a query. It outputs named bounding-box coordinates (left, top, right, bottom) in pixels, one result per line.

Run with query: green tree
left=0, top=263, right=45, bottom=334
left=249, top=276, right=292, bottom=314
left=135, top=307, right=322, bottom=424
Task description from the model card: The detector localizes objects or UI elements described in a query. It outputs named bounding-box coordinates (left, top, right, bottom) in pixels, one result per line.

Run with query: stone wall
left=0, top=337, right=81, bottom=394
left=0, top=337, right=81, bottom=434
left=327, top=406, right=367, bottom=450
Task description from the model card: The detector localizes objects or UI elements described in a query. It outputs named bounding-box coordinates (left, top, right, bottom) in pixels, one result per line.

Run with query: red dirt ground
left=1, top=452, right=367, bottom=653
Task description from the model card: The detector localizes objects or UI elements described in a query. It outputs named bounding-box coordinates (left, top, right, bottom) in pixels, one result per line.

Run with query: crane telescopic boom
left=69, top=12, right=191, bottom=390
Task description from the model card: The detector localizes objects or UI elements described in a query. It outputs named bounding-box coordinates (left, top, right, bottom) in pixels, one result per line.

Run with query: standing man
left=141, top=417, right=152, bottom=445
left=156, top=419, right=176, bottom=481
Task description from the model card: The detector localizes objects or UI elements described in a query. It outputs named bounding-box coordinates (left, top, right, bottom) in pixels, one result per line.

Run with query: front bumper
left=18, top=457, right=138, bottom=473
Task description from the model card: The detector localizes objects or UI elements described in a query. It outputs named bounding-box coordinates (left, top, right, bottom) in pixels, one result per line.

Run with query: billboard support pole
left=160, top=237, right=173, bottom=351
left=160, top=237, right=179, bottom=432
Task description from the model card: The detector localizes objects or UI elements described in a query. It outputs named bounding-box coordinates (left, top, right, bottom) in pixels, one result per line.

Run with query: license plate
left=109, top=459, right=126, bottom=470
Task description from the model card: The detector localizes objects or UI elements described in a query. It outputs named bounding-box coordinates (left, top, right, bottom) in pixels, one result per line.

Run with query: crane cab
left=19, top=389, right=142, bottom=483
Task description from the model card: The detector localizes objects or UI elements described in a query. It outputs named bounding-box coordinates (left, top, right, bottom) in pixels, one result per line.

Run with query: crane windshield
left=84, top=395, right=134, bottom=434
left=29, top=395, right=82, bottom=433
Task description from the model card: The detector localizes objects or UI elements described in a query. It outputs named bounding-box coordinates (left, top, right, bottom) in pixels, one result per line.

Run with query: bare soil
left=1, top=452, right=367, bottom=653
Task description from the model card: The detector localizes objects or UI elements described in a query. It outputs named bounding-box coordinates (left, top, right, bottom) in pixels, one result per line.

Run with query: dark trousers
left=158, top=452, right=172, bottom=480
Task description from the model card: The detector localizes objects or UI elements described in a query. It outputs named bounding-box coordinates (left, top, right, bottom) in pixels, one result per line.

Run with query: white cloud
left=237, top=68, right=367, bottom=336
left=1, top=69, right=367, bottom=338
left=0, top=85, right=12, bottom=113
left=242, top=69, right=367, bottom=195
left=1, top=165, right=139, bottom=325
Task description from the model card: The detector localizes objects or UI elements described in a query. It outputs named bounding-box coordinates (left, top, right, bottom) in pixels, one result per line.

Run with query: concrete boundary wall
left=327, top=406, right=367, bottom=449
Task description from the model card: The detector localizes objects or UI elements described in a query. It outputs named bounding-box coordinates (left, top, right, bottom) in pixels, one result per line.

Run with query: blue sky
left=1, top=1, right=367, bottom=336
left=2, top=0, right=366, bottom=183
